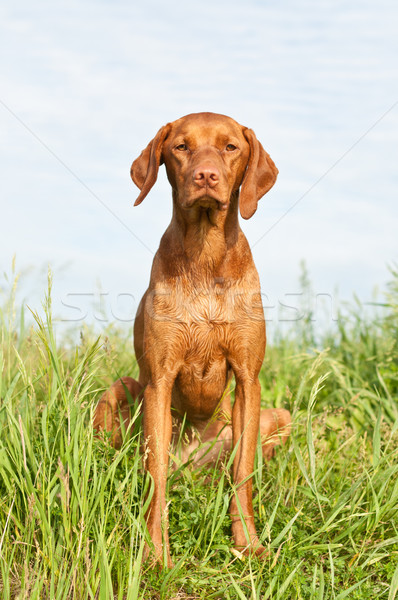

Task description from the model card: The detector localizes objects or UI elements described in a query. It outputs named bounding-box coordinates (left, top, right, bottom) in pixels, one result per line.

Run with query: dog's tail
left=93, top=377, right=144, bottom=448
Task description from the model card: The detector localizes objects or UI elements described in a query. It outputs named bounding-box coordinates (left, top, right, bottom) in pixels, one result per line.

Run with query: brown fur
left=94, top=112, right=291, bottom=566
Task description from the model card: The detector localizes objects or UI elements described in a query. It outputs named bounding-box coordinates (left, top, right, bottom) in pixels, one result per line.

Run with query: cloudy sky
left=1, top=0, right=397, bottom=334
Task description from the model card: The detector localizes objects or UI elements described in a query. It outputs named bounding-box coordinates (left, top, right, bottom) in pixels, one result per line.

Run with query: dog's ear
left=239, top=128, right=278, bottom=220
left=130, top=124, right=171, bottom=206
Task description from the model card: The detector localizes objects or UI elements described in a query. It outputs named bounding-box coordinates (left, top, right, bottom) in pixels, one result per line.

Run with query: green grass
left=0, top=262, right=398, bottom=599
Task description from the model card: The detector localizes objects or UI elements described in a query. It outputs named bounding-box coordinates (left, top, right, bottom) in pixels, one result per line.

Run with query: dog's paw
left=231, top=541, right=269, bottom=559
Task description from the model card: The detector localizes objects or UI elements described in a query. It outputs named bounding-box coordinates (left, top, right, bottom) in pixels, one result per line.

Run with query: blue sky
left=1, top=0, right=397, bottom=333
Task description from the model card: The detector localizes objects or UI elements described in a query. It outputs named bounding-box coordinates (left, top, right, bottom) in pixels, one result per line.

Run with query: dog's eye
left=225, top=144, right=237, bottom=152
left=175, top=143, right=188, bottom=151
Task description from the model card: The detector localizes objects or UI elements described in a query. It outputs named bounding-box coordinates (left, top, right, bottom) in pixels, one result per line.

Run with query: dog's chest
left=150, top=279, right=257, bottom=336
left=146, top=277, right=264, bottom=413
left=148, top=278, right=263, bottom=362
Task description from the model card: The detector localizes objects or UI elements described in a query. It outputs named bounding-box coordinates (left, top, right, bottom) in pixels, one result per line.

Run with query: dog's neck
left=167, top=191, right=241, bottom=275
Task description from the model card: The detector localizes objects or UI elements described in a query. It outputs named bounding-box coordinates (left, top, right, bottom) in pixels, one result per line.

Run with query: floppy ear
left=130, top=124, right=171, bottom=206
left=239, top=128, right=278, bottom=220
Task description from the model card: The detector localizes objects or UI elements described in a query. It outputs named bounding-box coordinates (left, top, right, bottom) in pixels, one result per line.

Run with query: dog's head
left=130, top=112, right=278, bottom=220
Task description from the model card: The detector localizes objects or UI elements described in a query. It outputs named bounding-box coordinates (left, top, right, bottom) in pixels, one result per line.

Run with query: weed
left=0, top=264, right=397, bottom=598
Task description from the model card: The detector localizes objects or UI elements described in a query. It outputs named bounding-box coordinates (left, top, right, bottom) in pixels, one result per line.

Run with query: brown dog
left=94, top=112, right=291, bottom=566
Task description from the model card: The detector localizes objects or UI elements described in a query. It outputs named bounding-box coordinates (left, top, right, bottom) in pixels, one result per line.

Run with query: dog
left=94, top=112, right=291, bottom=566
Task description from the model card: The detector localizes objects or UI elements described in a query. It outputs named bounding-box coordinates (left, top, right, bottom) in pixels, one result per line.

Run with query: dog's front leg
left=143, top=380, right=173, bottom=567
left=230, top=377, right=266, bottom=556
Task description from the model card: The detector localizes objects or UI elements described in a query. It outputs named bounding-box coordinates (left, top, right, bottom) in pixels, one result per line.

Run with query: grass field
left=0, top=264, right=398, bottom=599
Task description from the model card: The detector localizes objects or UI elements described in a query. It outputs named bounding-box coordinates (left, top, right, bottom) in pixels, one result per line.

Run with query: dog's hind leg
left=93, top=377, right=144, bottom=448
left=260, top=408, right=291, bottom=460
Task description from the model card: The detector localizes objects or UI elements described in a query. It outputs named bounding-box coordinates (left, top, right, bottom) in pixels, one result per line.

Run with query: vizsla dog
left=94, top=112, right=291, bottom=566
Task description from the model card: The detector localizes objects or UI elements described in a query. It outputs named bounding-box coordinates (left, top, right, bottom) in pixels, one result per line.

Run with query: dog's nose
left=193, top=165, right=220, bottom=188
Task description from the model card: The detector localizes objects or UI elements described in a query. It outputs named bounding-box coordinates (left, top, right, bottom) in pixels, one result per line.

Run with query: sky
left=1, top=0, right=397, bottom=336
